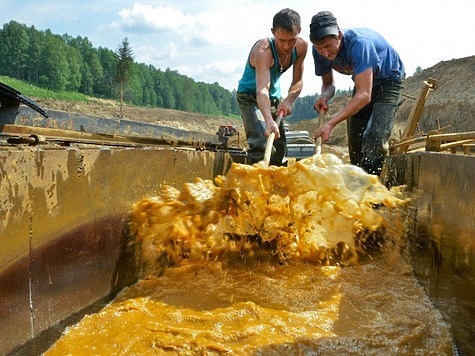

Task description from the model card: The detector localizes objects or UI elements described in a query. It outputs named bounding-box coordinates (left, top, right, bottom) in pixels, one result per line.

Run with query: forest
left=0, top=20, right=349, bottom=120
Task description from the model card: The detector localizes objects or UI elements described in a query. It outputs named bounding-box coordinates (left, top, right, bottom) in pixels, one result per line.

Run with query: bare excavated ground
left=36, top=98, right=237, bottom=135
left=294, top=56, right=475, bottom=148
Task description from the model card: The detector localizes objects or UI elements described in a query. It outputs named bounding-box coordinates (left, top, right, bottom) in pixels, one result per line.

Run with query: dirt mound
left=36, top=97, right=236, bottom=135
left=293, top=55, right=475, bottom=146
left=395, top=55, right=475, bottom=134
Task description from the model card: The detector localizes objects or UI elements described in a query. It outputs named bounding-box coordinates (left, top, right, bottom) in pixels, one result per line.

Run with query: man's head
left=309, top=11, right=339, bottom=43
left=272, top=8, right=301, bottom=33
left=272, top=8, right=301, bottom=54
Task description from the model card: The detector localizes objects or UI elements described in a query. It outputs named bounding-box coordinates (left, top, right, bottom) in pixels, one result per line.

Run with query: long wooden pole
left=398, top=77, right=437, bottom=153
left=315, top=111, right=326, bottom=155
left=263, top=109, right=285, bottom=166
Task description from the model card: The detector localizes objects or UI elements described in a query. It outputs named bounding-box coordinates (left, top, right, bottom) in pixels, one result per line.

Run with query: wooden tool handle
left=263, top=109, right=285, bottom=166
left=315, top=111, right=326, bottom=155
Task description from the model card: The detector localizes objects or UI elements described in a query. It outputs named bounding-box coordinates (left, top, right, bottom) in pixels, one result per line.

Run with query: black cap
left=309, top=11, right=339, bottom=42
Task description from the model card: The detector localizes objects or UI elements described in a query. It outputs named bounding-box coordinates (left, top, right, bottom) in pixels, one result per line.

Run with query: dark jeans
left=347, top=78, right=405, bottom=175
left=236, top=92, right=286, bottom=165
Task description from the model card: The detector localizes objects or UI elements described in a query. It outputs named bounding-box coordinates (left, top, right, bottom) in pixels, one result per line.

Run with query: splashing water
left=130, top=154, right=408, bottom=276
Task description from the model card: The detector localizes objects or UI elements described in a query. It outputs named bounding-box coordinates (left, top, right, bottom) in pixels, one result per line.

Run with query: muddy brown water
left=45, top=259, right=453, bottom=355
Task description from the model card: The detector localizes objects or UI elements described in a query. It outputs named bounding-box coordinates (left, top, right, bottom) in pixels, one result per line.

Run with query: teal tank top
left=237, top=38, right=297, bottom=100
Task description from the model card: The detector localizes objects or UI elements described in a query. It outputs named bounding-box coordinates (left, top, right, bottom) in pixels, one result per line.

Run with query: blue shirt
left=312, top=28, right=405, bottom=85
left=238, top=38, right=297, bottom=100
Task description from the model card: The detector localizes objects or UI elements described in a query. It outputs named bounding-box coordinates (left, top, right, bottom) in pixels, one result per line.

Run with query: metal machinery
left=284, top=123, right=316, bottom=160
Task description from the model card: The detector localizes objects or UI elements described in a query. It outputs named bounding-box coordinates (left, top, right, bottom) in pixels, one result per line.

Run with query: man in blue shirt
left=237, top=8, right=308, bottom=165
left=310, top=11, right=405, bottom=175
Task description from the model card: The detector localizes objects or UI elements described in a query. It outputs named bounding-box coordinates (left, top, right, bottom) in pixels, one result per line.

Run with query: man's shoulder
left=296, top=37, right=308, bottom=55
left=249, top=38, right=273, bottom=58
left=297, top=37, right=308, bottom=48
left=254, top=37, right=271, bottom=48
left=343, top=28, right=381, bottom=40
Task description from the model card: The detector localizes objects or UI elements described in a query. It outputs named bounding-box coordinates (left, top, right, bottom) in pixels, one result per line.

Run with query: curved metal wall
left=383, top=153, right=475, bottom=356
left=0, top=146, right=229, bottom=355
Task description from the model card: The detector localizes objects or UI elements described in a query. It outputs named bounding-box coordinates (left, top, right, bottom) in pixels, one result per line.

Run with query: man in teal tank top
left=237, top=8, right=308, bottom=165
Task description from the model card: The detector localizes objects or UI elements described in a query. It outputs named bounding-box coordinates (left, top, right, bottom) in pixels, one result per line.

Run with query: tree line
left=0, top=20, right=239, bottom=116
left=0, top=20, right=351, bottom=120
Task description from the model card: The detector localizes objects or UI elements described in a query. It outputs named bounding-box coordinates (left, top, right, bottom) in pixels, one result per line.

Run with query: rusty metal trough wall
left=0, top=146, right=231, bottom=355
left=383, top=153, right=474, bottom=355
left=1, top=105, right=226, bottom=148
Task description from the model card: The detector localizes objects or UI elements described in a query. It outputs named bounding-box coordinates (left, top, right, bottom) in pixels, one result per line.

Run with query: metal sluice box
left=1, top=135, right=474, bottom=355
left=0, top=87, right=473, bottom=354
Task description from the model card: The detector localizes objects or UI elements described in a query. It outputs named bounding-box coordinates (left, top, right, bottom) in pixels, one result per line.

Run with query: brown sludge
left=45, top=154, right=453, bottom=354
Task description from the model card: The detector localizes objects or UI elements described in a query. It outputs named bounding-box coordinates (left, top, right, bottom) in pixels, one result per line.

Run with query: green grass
left=0, top=76, right=89, bottom=101
left=0, top=76, right=240, bottom=120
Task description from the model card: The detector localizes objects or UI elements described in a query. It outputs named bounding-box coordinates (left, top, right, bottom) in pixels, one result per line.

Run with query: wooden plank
left=425, top=131, right=475, bottom=142
left=425, top=133, right=475, bottom=152
left=398, top=78, right=437, bottom=153
left=439, top=139, right=475, bottom=151
left=0, top=124, right=193, bottom=148
left=390, top=135, right=427, bottom=148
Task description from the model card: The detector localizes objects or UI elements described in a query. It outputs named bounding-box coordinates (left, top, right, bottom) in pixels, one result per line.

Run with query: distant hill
left=395, top=55, right=475, bottom=134
left=291, top=55, right=475, bottom=146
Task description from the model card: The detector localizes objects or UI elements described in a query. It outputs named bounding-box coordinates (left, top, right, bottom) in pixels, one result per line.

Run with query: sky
left=1, top=0, right=474, bottom=97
